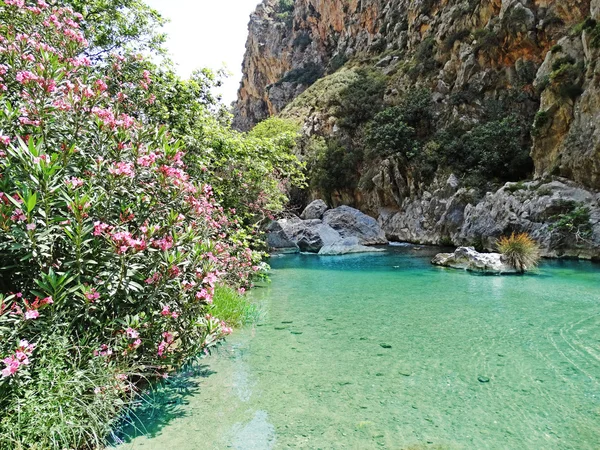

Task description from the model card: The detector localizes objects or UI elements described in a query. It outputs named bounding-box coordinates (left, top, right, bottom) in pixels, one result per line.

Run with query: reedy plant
left=497, top=233, right=541, bottom=273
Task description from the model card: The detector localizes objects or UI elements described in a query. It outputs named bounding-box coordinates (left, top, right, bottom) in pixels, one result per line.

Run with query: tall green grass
left=210, top=286, right=260, bottom=328
left=0, top=334, right=135, bottom=449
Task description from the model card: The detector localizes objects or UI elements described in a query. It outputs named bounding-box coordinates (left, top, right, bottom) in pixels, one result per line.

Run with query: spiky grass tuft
left=497, top=233, right=541, bottom=273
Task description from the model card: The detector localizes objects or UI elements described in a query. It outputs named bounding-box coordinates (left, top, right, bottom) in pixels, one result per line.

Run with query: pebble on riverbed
left=478, top=376, right=490, bottom=383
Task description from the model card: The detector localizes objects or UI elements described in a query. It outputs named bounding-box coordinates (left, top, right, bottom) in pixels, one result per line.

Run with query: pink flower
left=161, top=305, right=171, bottom=316
left=202, top=272, right=218, bottom=287
left=146, top=272, right=161, bottom=285
left=2, top=340, right=35, bottom=378
left=1, top=358, right=21, bottom=378
left=11, top=209, right=26, bottom=222
left=93, top=221, right=111, bottom=236
left=195, top=289, right=213, bottom=304
left=151, top=236, right=173, bottom=251
left=108, top=161, right=135, bottom=177
left=85, top=289, right=100, bottom=302
left=65, top=177, right=84, bottom=189
left=95, top=79, right=108, bottom=92
left=24, top=310, right=39, bottom=320
left=94, top=344, right=112, bottom=357
left=26, top=223, right=36, bottom=231
left=0, top=135, right=10, bottom=145
left=126, top=328, right=139, bottom=339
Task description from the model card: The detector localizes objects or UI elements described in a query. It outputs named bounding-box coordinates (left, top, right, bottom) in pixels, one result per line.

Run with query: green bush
left=293, top=32, right=312, bottom=51
left=472, top=28, right=501, bottom=54
left=533, top=110, right=551, bottom=135
left=308, top=138, right=363, bottom=201
left=437, top=116, right=533, bottom=185
left=549, top=59, right=585, bottom=100
left=408, top=37, right=439, bottom=78
left=443, top=29, right=471, bottom=51
left=549, top=202, right=593, bottom=243
left=0, top=3, right=303, bottom=448
left=365, top=89, right=432, bottom=159
left=334, top=69, right=386, bottom=129
left=277, top=63, right=324, bottom=87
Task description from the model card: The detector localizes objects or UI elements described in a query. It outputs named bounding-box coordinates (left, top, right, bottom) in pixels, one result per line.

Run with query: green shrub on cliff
left=308, top=138, right=363, bottom=202
left=335, top=69, right=386, bottom=129
left=438, top=116, right=533, bottom=187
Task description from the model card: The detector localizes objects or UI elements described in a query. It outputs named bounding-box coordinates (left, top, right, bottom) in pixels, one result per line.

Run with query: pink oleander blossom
left=24, top=309, right=39, bottom=320
left=108, top=161, right=135, bottom=177
left=126, top=328, right=139, bottom=339
left=93, top=221, right=111, bottom=236
left=85, top=289, right=100, bottom=302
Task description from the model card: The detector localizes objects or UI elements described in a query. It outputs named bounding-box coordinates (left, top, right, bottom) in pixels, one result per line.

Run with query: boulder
left=318, top=237, right=386, bottom=256
left=432, top=247, right=517, bottom=274
left=300, top=199, right=329, bottom=220
left=322, top=206, right=388, bottom=245
left=266, top=220, right=299, bottom=252
left=277, top=218, right=341, bottom=252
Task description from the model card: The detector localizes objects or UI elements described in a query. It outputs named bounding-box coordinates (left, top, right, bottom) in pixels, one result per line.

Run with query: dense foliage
left=0, top=1, right=301, bottom=447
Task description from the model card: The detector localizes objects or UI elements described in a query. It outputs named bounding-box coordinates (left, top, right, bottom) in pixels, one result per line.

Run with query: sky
left=144, top=0, right=260, bottom=105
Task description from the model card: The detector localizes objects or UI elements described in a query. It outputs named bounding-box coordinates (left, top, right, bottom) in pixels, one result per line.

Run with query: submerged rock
left=432, top=247, right=518, bottom=274
left=300, top=199, right=329, bottom=220
left=323, top=206, right=388, bottom=245
left=318, top=237, right=385, bottom=256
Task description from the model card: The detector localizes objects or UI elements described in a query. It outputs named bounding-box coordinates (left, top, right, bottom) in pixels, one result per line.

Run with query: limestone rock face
left=267, top=206, right=387, bottom=254
left=300, top=199, right=328, bottom=220
left=432, top=247, right=517, bottom=274
left=238, top=0, right=600, bottom=259
left=381, top=178, right=600, bottom=260
left=323, top=206, right=388, bottom=245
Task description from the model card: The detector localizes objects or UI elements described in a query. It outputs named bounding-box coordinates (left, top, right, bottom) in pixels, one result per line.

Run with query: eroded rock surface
left=300, top=199, right=329, bottom=220
left=432, top=247, right=517, bottom=274
left=268, top=203, right=388, bottom=254
left=323, top=206, right=388, bottom=246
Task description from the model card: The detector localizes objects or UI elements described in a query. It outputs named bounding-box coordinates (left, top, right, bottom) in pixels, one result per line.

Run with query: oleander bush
left=0, top=2, right=301, bottom=447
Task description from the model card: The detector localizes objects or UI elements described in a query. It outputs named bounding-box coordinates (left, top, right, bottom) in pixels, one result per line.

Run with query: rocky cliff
left=235, top=0, right=600, bottom=259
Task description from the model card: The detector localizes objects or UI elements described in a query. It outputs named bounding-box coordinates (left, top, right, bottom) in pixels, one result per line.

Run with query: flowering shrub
left=0, top=2, right=287, bottom=446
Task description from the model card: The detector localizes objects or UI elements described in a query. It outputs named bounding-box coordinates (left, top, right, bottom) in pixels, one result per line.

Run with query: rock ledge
left=432, top=247, right=517, bottom=274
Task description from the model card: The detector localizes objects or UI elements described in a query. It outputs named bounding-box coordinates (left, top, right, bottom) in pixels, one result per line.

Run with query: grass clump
left=211, top=286, right=260, bottom=328
left=497, top=233, right=541, bottom=273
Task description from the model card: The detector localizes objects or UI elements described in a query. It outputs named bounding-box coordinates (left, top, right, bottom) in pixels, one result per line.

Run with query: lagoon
left=115, top=246, right=600, bottom=449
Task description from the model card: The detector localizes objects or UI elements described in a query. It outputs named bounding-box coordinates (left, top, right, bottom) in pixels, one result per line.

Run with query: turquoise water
left=115, top=246, right=600, bottom=449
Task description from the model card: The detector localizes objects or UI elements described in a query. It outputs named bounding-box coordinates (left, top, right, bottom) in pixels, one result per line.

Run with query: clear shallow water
left=114, top=246, right=600, bottom=450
